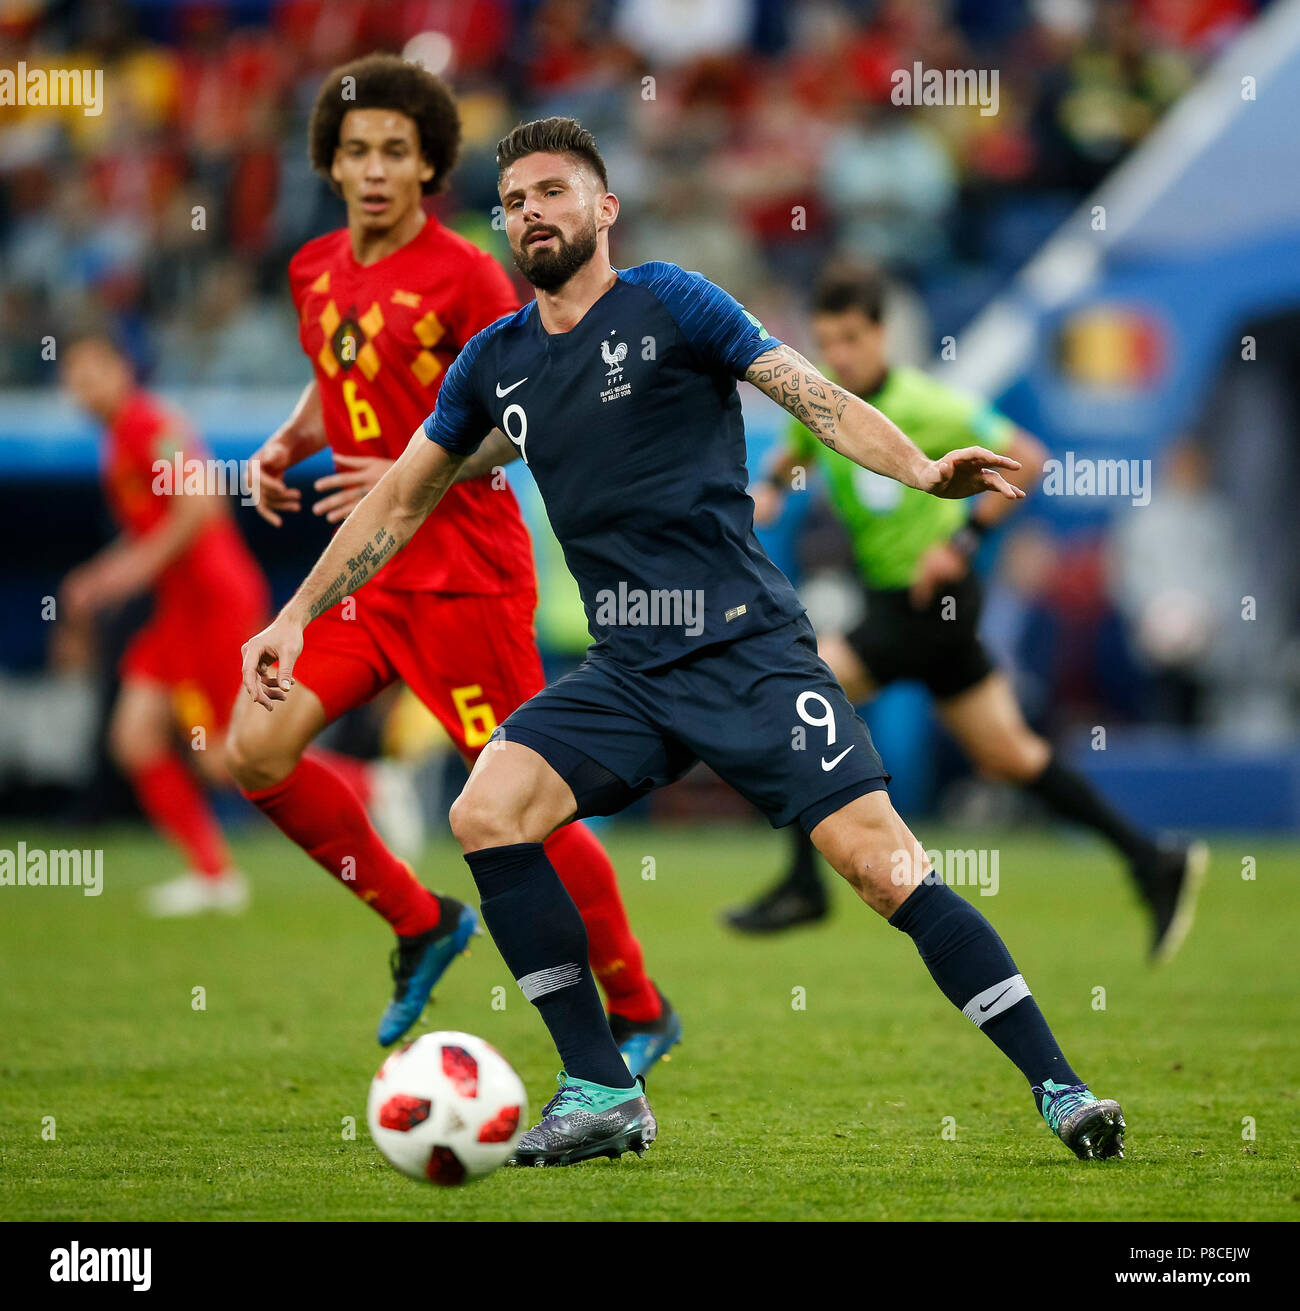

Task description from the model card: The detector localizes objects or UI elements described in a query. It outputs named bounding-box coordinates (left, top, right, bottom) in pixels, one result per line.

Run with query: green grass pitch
left=1, top=820, right=1296, bottom=1221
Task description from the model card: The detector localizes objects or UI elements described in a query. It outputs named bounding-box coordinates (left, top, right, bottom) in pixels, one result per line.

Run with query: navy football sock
left=889, top=878, right=1081, bottom=1099
left=464, top=842, right=636, bottom=1091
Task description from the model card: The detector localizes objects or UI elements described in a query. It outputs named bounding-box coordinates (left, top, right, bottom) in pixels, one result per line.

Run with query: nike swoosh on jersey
left=495, top=377, right=528, bottom=397
left=979, top=987, right=1012, bottom=1013
left=821, top=745, right=855, bottom=771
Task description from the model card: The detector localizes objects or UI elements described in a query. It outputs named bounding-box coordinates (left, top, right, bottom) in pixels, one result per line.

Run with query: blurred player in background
left=226, top=56, right=678, bottom=1070
left=60, top=331, right=269, bottom=917
left=731, top=264, right=1207, bottom=959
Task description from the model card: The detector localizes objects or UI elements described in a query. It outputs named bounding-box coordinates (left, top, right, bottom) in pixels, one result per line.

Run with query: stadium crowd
left=0, top=0, right=1259, bottom=387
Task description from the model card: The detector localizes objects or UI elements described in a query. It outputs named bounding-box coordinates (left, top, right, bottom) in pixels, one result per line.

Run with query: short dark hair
left=496, top=116, right=608, bottom=190
left=308, top=53, right=460, bottom=196
left=812, top=264, right=887, bottom=323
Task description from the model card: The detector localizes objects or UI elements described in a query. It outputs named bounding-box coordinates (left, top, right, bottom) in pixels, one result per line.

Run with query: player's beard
left=514, top=217, right=599, bottom=292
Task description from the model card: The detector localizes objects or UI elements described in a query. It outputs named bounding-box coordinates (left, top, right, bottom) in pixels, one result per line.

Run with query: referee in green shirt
left=727, top=264, right=1205, bottom=961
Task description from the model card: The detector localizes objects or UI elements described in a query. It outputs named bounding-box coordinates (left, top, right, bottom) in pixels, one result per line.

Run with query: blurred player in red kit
left=225, top=54, right=679, bottom=1067
left=60, top=331, right=270, bottom=917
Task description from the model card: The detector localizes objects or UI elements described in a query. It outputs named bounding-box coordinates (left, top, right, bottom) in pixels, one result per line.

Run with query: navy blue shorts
left=495, top=616, right=890, bottom=833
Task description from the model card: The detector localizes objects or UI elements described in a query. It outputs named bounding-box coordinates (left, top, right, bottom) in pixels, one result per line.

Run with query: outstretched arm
left=744, top=343, right=1024, bottom=501
left=240, top=429, right=462, bottom=709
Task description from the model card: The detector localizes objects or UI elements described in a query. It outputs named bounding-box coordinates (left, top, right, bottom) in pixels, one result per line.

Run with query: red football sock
left=243, top=755, right=439, bottom=937
left=305, top=746, right=373, bottom=806
left=128, top=755, right=229, bottom=878
left=544, top=822, right=661, bottom=1022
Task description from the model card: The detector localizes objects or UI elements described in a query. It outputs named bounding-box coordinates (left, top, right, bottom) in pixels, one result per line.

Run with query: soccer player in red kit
left=60, top=332, right=270, bottom=916
left=226, top=54, right=679, bottom=1069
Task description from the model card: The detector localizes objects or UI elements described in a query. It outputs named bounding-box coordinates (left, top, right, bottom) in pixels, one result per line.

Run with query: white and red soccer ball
left=367, top=1031, right=527, bottom=1185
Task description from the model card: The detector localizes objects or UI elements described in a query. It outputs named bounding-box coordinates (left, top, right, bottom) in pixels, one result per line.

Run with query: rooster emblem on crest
left=601, top=337, right=627, bottom=379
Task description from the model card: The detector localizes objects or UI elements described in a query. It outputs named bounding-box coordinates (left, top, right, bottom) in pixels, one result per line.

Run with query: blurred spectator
left=1050, top=0, right=1196, bottom=184
left=151, top=257, right=301, bottom=387
left=820, top=101, right=957, bottom=275
left=1108, top=438, right=1245, bottom=726
left=613, top=0, right=756, bottom=66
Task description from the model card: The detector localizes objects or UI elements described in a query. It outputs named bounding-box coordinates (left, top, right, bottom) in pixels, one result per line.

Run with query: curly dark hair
left=308, top=53, right=461, bottom=196
left=496, top=116, right=608, bottom=190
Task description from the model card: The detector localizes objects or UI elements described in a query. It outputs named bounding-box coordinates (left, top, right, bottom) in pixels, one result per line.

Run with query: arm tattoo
left=745, top=344, right=850, bottom=442
left=307, top=526, right=399, bottom=620
left=309, top=572, right=348, bottom=620
left=746, top=344, right=931, bottom=491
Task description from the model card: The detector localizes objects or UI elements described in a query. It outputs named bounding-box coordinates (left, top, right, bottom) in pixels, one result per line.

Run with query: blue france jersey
left=423, top=261, right=805, bottom=669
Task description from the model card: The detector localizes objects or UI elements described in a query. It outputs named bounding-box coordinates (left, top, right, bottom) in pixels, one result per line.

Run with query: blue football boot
left=377, top=897, right=478, bottom=1046
left=609, top=987, right=682, bottom=1079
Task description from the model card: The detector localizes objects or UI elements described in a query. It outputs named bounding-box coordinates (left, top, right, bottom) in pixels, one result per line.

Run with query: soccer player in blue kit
left=242, top=118, right=1126, bottom=1167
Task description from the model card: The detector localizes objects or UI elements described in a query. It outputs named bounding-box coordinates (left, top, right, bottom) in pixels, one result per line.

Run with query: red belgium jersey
left=289, top=216, right=533, bottom=594
left=103, top=389, right=267, bottom=611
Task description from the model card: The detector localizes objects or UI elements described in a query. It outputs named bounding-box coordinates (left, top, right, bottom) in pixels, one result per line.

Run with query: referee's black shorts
left=845, top=572, right=994, bottom=701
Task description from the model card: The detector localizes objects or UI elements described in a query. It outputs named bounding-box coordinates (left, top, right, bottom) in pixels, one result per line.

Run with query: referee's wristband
left=950, top=518, right=989, bottom=558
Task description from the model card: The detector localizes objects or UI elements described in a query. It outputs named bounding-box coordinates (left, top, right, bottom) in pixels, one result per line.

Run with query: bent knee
left=449, top=786, right=536, bottom=853
left=822, top=807, right=923, bottom=915
left=224, top=721, right=299, bottom=793
left=841, top=841, right=919, bottom=915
